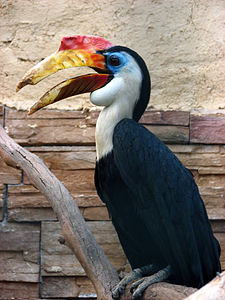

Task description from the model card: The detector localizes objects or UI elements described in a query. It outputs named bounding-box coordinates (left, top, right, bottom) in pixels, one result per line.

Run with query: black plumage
left=94, top=46, right=221, bottom=289
left=95, top=119, right=220, bottom=287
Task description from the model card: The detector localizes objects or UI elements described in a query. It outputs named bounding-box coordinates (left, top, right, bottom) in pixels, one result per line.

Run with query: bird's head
left=17, top=35, right=150, bottom=121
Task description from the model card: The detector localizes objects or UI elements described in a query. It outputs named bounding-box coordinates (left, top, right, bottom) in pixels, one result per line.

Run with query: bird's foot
left=130, top=265, right=171, bottom=298
left=112, top=265, right=171, bottom=299
left=112, top=268, right=142, bottom=299
left=112, top=264, right=156, bottom=299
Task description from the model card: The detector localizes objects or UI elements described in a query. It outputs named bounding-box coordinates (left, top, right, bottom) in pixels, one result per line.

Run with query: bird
left=17, top=35, right=221, bottom=298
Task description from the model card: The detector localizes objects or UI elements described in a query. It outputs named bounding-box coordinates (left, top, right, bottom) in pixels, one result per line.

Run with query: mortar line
left=1, top=107, right=7, bottom=224
left=1, top=184, right=8, bottom=224
left=38, top=221, right=43, bottom=298
left=2, top=105, right=6, bottom=128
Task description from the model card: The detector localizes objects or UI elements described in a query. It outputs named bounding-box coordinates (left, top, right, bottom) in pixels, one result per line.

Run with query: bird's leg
left=130, top=265, right=171, bottom=299
left=112, top=264, right=157, bottom=299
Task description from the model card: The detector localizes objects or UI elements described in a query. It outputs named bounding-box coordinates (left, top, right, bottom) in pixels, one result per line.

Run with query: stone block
left=41, top=221, right=127, bottom=277
left=211, top=220, right=225, bottom=233
left=169, top=144, right=222, bottom=154
left=0, top=282, right=39, bottom=300
left=8, top=207, right=56, bottom=222
left=0, top=252, right=39, bottom=282
left=8, top=185, right=50, bottom=208
left=169, top=145, right=225, bottom=174
left=145, top=125, right=189, bottom=144
left=0, top=222, right=40, bottom=260
left=52, top=169, right=96, bottom=193
left=41, top=277, right=80, bottom=298
left=190, top=115, right=225, bottom=144
left=140, top=111, right=190, bottom=126
left=193, top=174, right=225, bottom=220
left=31, top=146, right=96, bottom=170
left=214, top=232, right=225, bottom=270
left=85, top=111, right=99, bottom=126
left=41, top=276, right=96, bottom=298
left=175, top=152, right=225, bottom=169
left=83, top=206, right=110, bottom=221
left=0, top=158, right=22, bottom=184
left=0, top=223, right=40, bottom=283
left=5, top=118, right=96, bottom=146
left=199, top=186, right=225, bottom=220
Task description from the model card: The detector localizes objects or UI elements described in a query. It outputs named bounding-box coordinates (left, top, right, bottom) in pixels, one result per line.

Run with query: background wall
left=0, top=1, right=225, bottom=299
left=0, top=105, right=225, bottom=299
left=0, top=0, right=225, bottom=112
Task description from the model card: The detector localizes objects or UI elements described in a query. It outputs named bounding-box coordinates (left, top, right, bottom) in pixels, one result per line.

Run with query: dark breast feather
left=95, top=118, right=221, bottom=288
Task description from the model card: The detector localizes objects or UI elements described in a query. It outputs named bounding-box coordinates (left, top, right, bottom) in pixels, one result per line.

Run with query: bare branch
left=184, top=271, right=225, bottom=300
left=0, top=125, right=119, bottom=300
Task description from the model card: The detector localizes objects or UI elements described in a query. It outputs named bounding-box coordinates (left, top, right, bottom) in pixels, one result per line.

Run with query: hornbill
left=17, top=35, right=221, bottom=298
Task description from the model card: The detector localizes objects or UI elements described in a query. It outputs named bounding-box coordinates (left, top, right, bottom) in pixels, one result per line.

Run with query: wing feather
left=113, top=118, right=220, bottom=287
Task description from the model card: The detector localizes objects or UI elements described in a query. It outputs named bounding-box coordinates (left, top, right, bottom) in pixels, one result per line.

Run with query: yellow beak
left=16, top=35, right=113, bottom=114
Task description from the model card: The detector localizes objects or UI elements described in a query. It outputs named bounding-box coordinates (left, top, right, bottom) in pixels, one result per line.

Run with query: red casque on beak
left=16, top=35, right=113, bottom=114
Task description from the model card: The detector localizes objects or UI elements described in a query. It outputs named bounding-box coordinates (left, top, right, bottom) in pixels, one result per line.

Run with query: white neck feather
left=90, top=53, right=142, bottom=160
left=95, top=94, right=133, bottom=160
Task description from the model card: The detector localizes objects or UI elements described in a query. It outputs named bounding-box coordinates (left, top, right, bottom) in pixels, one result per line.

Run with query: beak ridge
left=16, top=35, right=113, bottom=114
left=16, top=49, right=106, bottom=92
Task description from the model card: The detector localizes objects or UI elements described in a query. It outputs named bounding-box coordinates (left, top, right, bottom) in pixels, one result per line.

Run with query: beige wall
left=0, top=0, right=224, bottom=112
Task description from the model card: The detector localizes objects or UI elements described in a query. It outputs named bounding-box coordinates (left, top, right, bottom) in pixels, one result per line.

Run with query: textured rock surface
left=0, top=0, right=225, bottom=112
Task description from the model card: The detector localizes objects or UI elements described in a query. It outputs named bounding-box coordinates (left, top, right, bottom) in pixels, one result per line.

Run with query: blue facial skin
left=106, top=52, right=128, bottom=74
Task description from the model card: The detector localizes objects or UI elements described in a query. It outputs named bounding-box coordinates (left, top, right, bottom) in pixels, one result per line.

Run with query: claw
left=131, top=265, right=171, bottom=299
left=112, top=264, right=171, bottom=299
left=112, top=264, right=157, bottom=299
left=112, top=268, right=142, bottom=299
left=112, top=265, right=171, bottom=299
left=130, top=278, right=145, bottom=293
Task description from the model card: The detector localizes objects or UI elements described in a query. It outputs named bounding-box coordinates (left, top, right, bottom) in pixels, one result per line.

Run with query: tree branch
left=0, top=125, right=119, bottom=300
left=184, top=271, right=225, bottom=300
left=1, top=124, right=221, bottom=300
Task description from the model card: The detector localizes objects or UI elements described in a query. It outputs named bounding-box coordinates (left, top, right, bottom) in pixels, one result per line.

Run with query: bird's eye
left=109, top=55, right=121, bottom=66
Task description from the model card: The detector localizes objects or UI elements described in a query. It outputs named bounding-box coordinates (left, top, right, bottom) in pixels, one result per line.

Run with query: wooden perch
left=185, top=271, right=225, bottom=300
left=0, top=124, right=223, bottom=300
left=0, top=125, right=118, bottom=300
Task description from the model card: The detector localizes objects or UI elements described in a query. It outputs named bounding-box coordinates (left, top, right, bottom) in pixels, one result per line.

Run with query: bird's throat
left=95, top=97, right=134, bottom=160
left=94, top=57, right=143, bottom=160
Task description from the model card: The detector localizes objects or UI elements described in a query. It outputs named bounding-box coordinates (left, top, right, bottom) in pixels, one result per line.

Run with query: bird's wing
left=113, top=118, right=220, bottom=287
